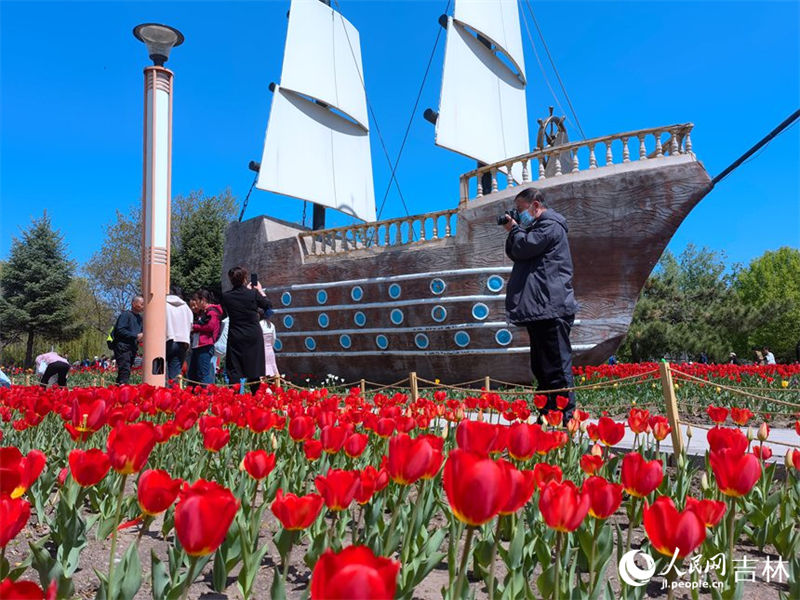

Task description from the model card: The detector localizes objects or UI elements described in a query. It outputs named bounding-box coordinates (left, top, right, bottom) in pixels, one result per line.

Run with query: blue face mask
left=518, top=209, right=533, bottom=226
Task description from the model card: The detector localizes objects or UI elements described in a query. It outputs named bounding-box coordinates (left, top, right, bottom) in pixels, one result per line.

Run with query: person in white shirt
left=260, top=309, right=279, bottom=377
left=763, top=347, right=776, bottom=365
left=166, top=286, right=194, bottom=382
left=212, top=316, right=229, bottom=382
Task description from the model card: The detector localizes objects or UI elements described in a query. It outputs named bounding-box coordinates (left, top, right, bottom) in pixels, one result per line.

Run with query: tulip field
left=0, top=364, right=799, bottom=599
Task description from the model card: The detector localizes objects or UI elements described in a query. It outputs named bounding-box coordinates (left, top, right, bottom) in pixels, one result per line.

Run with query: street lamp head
left=133, top=23, right=184, bottom=66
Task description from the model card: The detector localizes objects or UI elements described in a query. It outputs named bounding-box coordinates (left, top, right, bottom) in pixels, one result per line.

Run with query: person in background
left=166, top=285, right=193, bottom=382
left=763, top=346, right=776, bottom=365
left=221, top=267, right=271, bottom=393
left=728, top=352, right=738, bottom=365
left=0, top=367, right=10, bottom=388
left=188, top=289, right=222, bottom=385
left=753, top=347, right=765, bottom=366
left=212, top=315, right=230, bottom=383
left=259, top=308, right=279, bottom=377
left=503, top=188, right=578, bottom=424
left=35, top=350, right=70, bottom=387
left=113, top=296, right=144, bottom=384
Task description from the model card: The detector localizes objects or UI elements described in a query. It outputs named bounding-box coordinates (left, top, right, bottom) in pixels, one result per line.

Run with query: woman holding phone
left=221, top=266, right=272, bottom=392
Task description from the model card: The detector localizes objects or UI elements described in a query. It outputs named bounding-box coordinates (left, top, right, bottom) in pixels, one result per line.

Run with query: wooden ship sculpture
left=222, top=0, right=711, bottom=384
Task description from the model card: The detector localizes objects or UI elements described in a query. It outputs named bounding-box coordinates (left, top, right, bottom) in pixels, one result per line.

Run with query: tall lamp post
left=133, top=23, right=183, bottom=386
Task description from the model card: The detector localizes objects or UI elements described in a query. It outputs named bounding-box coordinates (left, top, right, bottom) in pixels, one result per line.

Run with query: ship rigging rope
left=375, top=0, right=452, bottom=223
left=332, top=0, right=412, bottom=221
left=522, top=0, right=587, bottom=141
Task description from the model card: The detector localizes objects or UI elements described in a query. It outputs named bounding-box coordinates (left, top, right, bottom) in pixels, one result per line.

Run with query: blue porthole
left=339, top=335, right=352, bottom=349
left=388, top=283, right=402, bottom=299
left=487, top=275, right=505, bottom=293
left=316, top=290, right=328, bottom=304
left=274, top=339, right=283, bottom=352
left=283, top=315, right=294, bottom=329
left=430, top=278, right=446, bottom=295
left=318, top=313, right=329, bottom=328
left=495, top=329, right=513, bottom=346
left=454, top=331, right=471, bottom=348
left=304, top=337, right=317, bottom=351
left=472, top=303, right=489, bottom=320
left=354, top=311, right=367, bottom=327
left=390, top=309, right=404, bottom=325
left=281, top=292, right=292, bottom=306
left=351, top=286, right=364, bottom=301
left=414, top=333, right=430, bottom=349
left=375, top=335, right=389, bottom=350
left=431, top=305, right=447, bottom=323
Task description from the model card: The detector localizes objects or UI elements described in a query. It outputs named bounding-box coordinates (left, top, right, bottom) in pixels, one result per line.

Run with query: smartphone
left=250, top=273, right=258, bottom=287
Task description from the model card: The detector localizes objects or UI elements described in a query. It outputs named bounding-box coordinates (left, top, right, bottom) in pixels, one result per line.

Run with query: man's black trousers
left=114, top=342, right=136, bottom=384
left=40, top=361, right=70, bottom=387
left=525, top=315, right=575, bottom=423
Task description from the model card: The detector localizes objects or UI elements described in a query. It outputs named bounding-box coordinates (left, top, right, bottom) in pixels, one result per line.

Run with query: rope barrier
left=671, top=368, right=800, bottom=410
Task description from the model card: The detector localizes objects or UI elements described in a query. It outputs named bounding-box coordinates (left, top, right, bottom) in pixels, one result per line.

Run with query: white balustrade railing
left=459, top=123, right=694, bottom=203
left=299, top=208, right=459, bottom=257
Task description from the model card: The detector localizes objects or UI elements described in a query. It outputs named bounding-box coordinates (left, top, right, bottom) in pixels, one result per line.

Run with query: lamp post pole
left=134, top=23, right=183, bottom=387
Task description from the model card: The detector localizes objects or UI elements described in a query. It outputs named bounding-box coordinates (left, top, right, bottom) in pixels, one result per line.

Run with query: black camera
left=497, top=209, right=520, bottom=226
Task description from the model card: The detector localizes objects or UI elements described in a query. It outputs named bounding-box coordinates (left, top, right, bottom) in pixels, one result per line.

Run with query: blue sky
left=1, top=0, right=798, bottom=271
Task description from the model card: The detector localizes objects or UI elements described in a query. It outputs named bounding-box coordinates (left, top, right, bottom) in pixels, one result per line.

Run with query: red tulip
left=271, top=489, right=324, bottom=530
left=643, top=496, right=706, bottom=558
left=70, top=396, right=107, bottom=435
left=241, top=450, right=276, bottom=480
left=456, top=421, right=502, bottom=456
left=355, top=467, right=379, bottom=504
left=0, top=495, right=30, bottom=547
left=706, top=405, right=728, bottom=424
left=730, top=407, right=754, bottom=426
left=538, top=480, right=590, bottom=532
left=0, top=448, right=46, bottom=499
left=68, top=448, right=111, bottom=487
left=138, top=469, right=182, bottom=516
left=531, top=463, right=562, bottom=490
left=533, top=395, right=548, bottom=410
left=507, top=423, right=542, bottom=461
left=246, top=408, right=273, bottom=433
left=304, top=439, right=323, bottom=461
left=752, top=445, right=772, bottom=461
left=289, top=416, right=316, bottom=441
left=649, top=416, right=671, bottom=441
left=706, top=426, right=748, bottom=454
left=0, top=579, right=56, bottom=600
left=310, top=545, right=400, bottom=600
left=709, top=448, right=761, bottom=497
left=344, top=433, right=369, bottom=458
left=386, top=434, right=433, bottom=485
left=321, top=425, right=350, bottom=454
left=597, top=417, right=625, bottom=446
left=628, top=408, right=651, bottom=434
left=174, top=479, right=239, bottom=556
left=375, top=418, right=396, bottom=438
left=443, top=449, right=509, bottom=526
left=580, top=454, right=604, bottom=475
left=107, top=421, right=157, bottom=474
left=621, top=452, right=663, bottom=498
left=684, top=496, right=726, bottom=528
left=202, top=427, right=230, bottom=452
left=581, top=476, right=623, bottom=519
left=315, top=469, right=360, bottom=511
left=497, top=461, right=535, bottom=515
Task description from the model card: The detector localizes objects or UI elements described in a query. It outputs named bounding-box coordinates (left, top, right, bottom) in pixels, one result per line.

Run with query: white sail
left=257, top=0, right=375, bottom=222
left=435, top=0, right=529, bottom=178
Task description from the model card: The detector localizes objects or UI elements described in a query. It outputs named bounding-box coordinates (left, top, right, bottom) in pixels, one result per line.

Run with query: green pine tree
left=0, top=213, right=81, bottom=366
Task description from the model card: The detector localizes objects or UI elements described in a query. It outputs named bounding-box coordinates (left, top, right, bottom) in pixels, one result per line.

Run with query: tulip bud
left=541, top=422, right=548, bottom=432
left=700, top=472, right=710, bottom=491
left=441, top=422, right=449, bottom=438
left=271, top=432, right=278, bottom=451
left=757, top=423, right=769, bottom=442
left=785, top=450, right=794, bottom=469
left=746, top=427, right=754, bottom=442
left=580, top=421, right=589, bottom=434
left=685, top=424, right=693, bottom=439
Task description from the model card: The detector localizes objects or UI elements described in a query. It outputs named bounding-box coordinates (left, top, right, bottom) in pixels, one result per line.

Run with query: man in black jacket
left=112, top=296, right=144, bottom=384
left=504, top=188, right=578, bottom=423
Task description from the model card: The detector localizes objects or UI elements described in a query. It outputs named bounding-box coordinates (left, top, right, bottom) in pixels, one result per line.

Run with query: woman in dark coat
left=221, top=266, right=272, bottom=392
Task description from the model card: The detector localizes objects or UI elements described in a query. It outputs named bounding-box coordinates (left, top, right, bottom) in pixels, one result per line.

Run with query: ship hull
left=222, top=156, right=710, bottom=384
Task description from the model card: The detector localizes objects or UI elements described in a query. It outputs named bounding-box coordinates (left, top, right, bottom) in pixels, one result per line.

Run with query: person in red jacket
left=187, top=289, right=223, bottom=385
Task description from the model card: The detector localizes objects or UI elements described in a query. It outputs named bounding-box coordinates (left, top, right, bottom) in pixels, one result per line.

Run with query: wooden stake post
left=658, top=361, right=684, bottom=463
left=410, top=372, right=419, bottom=403
left=360, top=378, right=366, bottom=398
